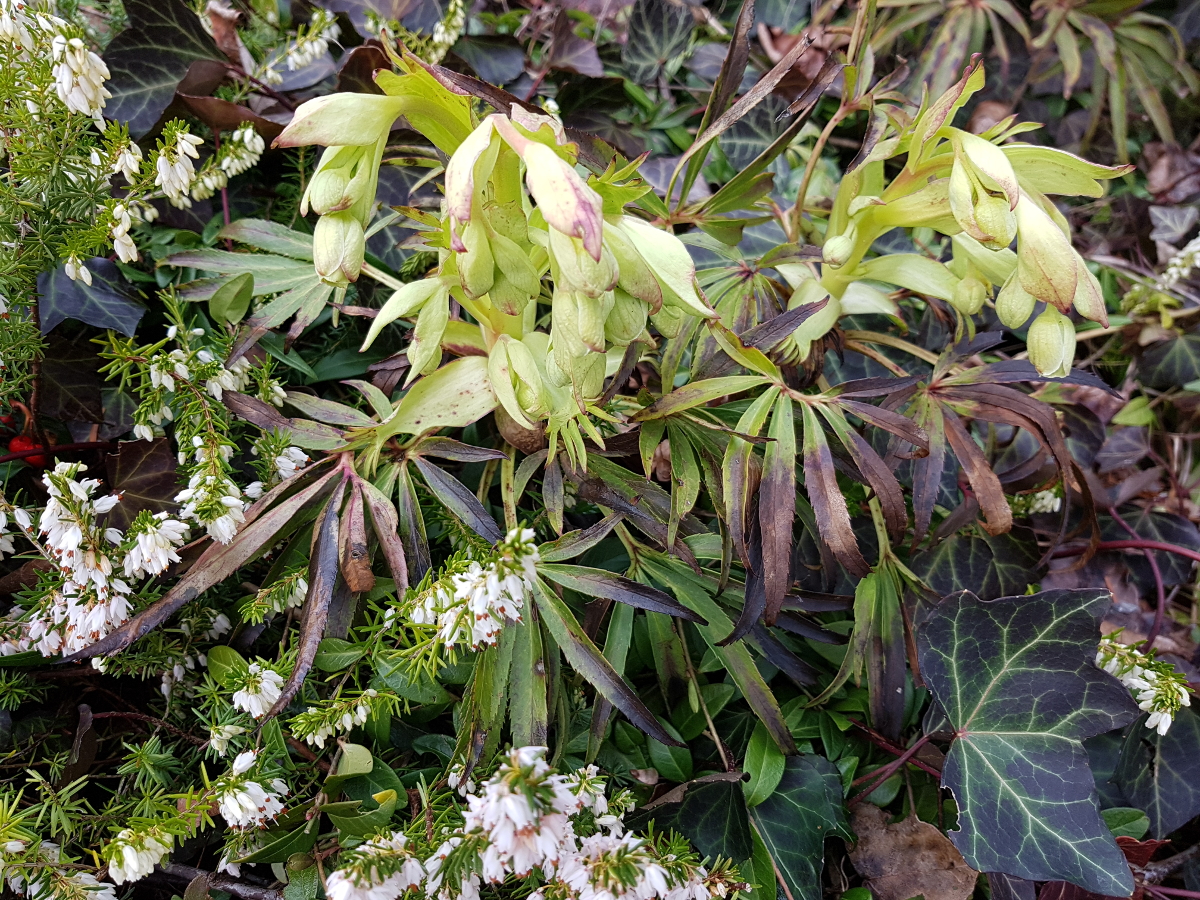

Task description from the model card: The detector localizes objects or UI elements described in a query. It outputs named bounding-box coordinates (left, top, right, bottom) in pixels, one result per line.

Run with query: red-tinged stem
left=848, top=732, right=935, bottom=805
left=1054, top=540, right=1200, bottom=567
left=0, top=441, right=116, bottom=466
left=846, top=716, right=943, bottom=779
left=1109, top=508, right=1169, bottom=646
left=1147, top=887, right=1200, bottom=899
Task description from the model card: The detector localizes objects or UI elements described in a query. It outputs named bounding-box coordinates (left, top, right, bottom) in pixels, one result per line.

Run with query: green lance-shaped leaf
left=412, top=457, right=503, bottom=544
left=917, top=589, right=1140, bottom=895
left=750, top=755, right=849, bottom=900
left=533, top=580, right=683, bottom=747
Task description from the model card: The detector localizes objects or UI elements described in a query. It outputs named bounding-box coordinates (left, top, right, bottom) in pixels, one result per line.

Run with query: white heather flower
left=462, top=746, right=580, bottom=878
left=191, top=166, right=228, bottom=202
left=1097, top=632, right=1192, bottom=735
left=275, top=447, right=309, bottom=480
left=232, top=663, right=284, bottom=718
left=107, top=830, right=171, bottom=885
left=154, top=131, right=203, bottom=208
left=220, top=124, right=265, bottom=177
left=218, top=769, right=285, bottom=828
left=326, top=831, right=425, bottom=900
left=418, top=528, right=540, bottom=650
left=113, top=141, right=142, bottom=183
left=286, top=7, right=339, bottom=70
left=64, top=255, right=92, bottom=285
left=109, top=203, right=137, bottom=263
left=122, top=512, right=189, bottom=578
left=50, top=32, right=111, bottom=119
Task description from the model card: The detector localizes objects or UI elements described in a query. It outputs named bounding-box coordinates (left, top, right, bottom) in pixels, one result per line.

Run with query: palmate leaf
left=918, top=589, right=1140, bottom=895
left=750, top=755, right=848, bottom=900
left=1114, top=707, right=1200, bottom=838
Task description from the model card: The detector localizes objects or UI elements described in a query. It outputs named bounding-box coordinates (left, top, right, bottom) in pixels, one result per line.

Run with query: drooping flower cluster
left=285, top=7, right=339, bottom=70
left=215, top=751, right=287, bottom=828
left=1009, top=488, right=1062, bottom=517
left=291, top=689, right=387, bottom=748
left=120, top=510, right=190, bottom=580
left=231, top=662, right=285, bottom=718
left=326, top=832, right=426, bottom=900
left=49, top=31, right=110, bottom=120
left=106, top=829, right=172, bottom=885
left=410, top=528, right=540, bottom=650
left=191, top=124, right=266, bottom=201
left=240, top=569, right=308, bottom=623
left=325, top=748, right=729, bottom=900
left=154, top=128, right=204, bottom=208
left=1097, top=632, right=1192, bottom=734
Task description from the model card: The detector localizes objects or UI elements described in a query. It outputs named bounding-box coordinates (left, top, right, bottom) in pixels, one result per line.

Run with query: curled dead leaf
left=848, top=804, right=978, bottom=900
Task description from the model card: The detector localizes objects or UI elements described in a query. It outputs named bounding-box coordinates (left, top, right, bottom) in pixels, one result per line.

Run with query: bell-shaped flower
left=548, top=227, right=617, bottom=299
left=1071, top=255, right=1108, bottom=327
left=948, top=129, right=1020, bottom=249
left=1027, top=306, right=1076, bottom=378
left=1014, top=193, right=1078, bottom=313
left=995, top=271, right=1036, bottom=329
left=313, top=210, right=365, bottom=286
left=609, top=216, right=715, bottom=320
left=274, top=93, right=411, bottom=150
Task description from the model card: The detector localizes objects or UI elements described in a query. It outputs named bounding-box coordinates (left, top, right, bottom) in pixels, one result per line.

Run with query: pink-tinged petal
left=444, top=117, right=499, bottom=232
left=521, top=142, right=604, bottom=260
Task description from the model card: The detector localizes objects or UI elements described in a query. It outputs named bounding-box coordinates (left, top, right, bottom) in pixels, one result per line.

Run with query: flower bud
left=313, top=211, right=364, bottom=286
left=1027, top=306, right=1076, bottom=378
left=549, top=227, right=617, bottom=298
left=458, top=218, right=495, bottom=299
left=778, top=281, right=839, bottom=365
left=306, top=164, right=351, bottom=215
left=948, top=130, right=1019, bottom=249
left=1015, top=194, right=1077, bottom=312
left=950, top=274, right=987, bottom=316
left=995, top=272, right=1035, bottom=329
left=822, top=233, right=854, bottom=269
left=605, top=289, right=648, bottom=346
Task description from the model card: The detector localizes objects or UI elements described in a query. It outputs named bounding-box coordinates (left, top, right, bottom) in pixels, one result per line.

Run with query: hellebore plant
left=780, top=63, right=1130, bottom=376
left=273, top=53, right=718, bottom=464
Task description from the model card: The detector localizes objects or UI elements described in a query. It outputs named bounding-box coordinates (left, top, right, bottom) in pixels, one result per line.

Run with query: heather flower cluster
left=231, top=662, right=285, bottom=718
left=1097, top=632, right=1193, bottom=735
left=0, top=462, right=193, bottom=657
left=215, top=751, right=288, bottom=829
left=285, top=7, right=340, bottom=70
left=325, top=748, right=730, bottom=900
left=410, top=528, right=540, bottom=650
left=291, top=688, right=387, bottom=748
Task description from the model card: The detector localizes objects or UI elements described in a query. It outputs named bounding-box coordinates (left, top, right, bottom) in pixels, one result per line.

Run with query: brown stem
left=1054, top=540, right=1200, bottom=566
left=158, top=864, right=284, bottom=900
left=848, top=732, right=935, bottom=805
left=90, top=711, right=208, bottom=746
left=1144, top=844, right=1200, bottom=885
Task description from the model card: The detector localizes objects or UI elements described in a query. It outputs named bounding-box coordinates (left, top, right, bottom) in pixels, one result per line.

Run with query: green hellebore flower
left=948, top=129, right=1020, bottom=249
left=950, top=272, right=988, bottom=316
left=1014, top=193, right=1077, bottom=313
left=1027, top=306, right=1076, bottom=378
left=822, top=233, right=855, bottom=269
left=313, top=211, right=365, bottom=287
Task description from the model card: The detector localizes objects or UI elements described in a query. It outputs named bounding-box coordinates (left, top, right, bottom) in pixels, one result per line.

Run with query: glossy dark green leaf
left=314, top=638, right=367, bottom=672
left=372, top=652, right=454, bottom=704
left=622, top=0, right=693, bottom=84
left=236, top=818, right=320, bottom=863
left=751, top=755, right=848, bottom=900
left=324, top=743, right=375, bottom=797
left=206, top=645, right=249, bottom=687
left=327, top=790, right=399, bottom=836
left=1115, top=707, right=1200, bottom=838
left=39, top=259, right=145, bottom=336
left=103, top=0, right=224, bottom=136
left=648, top=718, right=693, bottom=783
left=539, top=565, right=706, bottom=623
left=103, top=438, right=181, bottom=531
left=744, top=722, right=787, bottom=806
left=1139, top=333, right=1200, bottom=392
left=918, top=589, right=1140, bottom=895
left=910, top=528, right=1041, bottom=602
left=679, top=778, right=753, bottom=864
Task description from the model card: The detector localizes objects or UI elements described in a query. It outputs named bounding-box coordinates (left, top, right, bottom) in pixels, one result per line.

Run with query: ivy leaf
left=756, top=0, right=807, bottom=28
left=1114, top=707, right=1200, bottom=839
left=1140, top=333, right=1200, bottom=392
left=38, top=259, right=145, bottom=337
left=918, top=589, right=1140, bottom=895
left=103, top=0, right=224, bottom=136
left=678, top=778, right=753, bottom=863
left=104, top=439, right=182, bottom=532
left=910, top=528, right=1041, bottom=602
left=750, top=755, right=848, bottom=900
left=622, top=0, right=693, bottom=85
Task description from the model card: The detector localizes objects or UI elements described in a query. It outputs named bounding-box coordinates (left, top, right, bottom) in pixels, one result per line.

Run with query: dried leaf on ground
left=848, top=803, right=978, bottom=900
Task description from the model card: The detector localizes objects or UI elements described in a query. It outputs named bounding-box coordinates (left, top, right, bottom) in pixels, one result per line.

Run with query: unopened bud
left=822, top=234, right=854, bottom=269
left=1027, top=306, right=1076, bottom=378
left=950, top=275, right=987, bottom=316
left=307, top=165, right=351, bottom=215
left=313, top=211, right=365, bottom=286
left=995, top=272, right=1036, bottom=329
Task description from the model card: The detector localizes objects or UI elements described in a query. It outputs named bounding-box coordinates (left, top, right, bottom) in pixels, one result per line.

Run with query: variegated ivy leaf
left=917, top=589, right=1139, bottom=896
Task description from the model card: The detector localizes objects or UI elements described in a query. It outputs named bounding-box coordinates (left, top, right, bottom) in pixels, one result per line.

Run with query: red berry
left=8, top=435, right=47, bottom=468
left=0, top=415, right=14, bottom=431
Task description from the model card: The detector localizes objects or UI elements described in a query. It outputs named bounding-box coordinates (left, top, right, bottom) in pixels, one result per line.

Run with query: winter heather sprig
left=1097, top=632, right=1192, bottom=734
